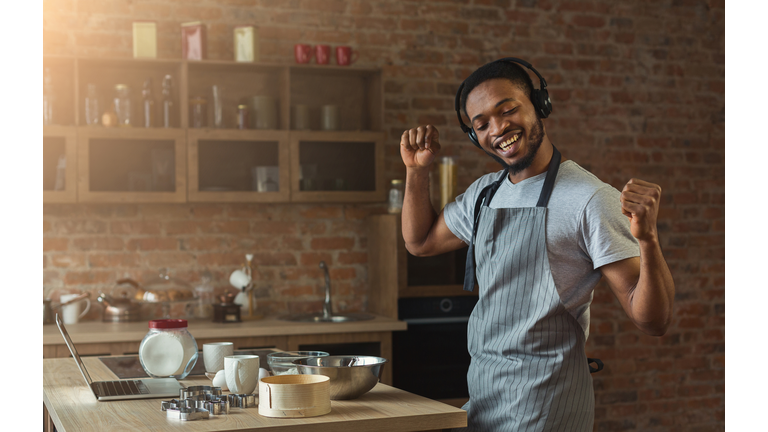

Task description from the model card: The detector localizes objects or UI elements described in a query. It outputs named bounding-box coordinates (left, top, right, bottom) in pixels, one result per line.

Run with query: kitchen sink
left=279, top=313, right=375, bottom=323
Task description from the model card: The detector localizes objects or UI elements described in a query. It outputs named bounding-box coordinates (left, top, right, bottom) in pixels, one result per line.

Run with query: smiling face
left=465, top=78, right=551, bottom=181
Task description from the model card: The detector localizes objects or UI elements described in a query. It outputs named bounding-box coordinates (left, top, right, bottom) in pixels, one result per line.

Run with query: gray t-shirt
left=444, top=160, right=640, bottom=338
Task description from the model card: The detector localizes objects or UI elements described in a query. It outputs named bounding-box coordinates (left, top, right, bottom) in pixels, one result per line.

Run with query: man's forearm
left=402, top=167, right=437, bottom=254
left=629, top=238, right=676, bottom=336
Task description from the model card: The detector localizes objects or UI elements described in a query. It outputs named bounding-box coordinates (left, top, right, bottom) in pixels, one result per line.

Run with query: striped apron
left=457, top=147, right=594, bottom=431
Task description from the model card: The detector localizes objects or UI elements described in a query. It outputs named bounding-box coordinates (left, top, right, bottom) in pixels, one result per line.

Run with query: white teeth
left=499, top=134, right=520, bottom=151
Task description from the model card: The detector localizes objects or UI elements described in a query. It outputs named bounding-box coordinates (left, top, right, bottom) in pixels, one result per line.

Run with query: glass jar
left=237, top=104, right=249, bottom=129
left=138, top=319, right=198, bottom=379
left=388, top=179, right=404, bottom=214
left=189, top=96, right=208, bottom=128
left=114, top=84, right=132, bottom=127
left=85, top=83, right=100, bottom=126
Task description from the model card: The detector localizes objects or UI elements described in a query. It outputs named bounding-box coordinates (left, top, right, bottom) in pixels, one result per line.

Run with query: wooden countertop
left=43, top=356, right=466, bottom=432
left=43, top=314, right=407, bottom=345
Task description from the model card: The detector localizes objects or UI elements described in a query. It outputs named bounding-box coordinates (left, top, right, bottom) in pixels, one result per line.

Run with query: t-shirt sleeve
left=443, top=173, right=497, bottom=245
left=581, top=185, right=640, bottom=269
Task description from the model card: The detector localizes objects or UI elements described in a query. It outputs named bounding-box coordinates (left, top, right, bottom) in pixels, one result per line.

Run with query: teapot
left=97, top=279, right=144, bottom=322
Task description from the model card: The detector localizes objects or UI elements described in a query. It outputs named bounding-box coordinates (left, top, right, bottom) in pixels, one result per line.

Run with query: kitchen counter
left=44, top=314, right=407, bottom=385
left=43, top=314, right=407, bottom=345
left=43, top=356, right=466, bottom=432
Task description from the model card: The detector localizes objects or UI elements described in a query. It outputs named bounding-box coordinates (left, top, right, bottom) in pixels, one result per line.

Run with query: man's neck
left=507, top=139, right=556, bottom=184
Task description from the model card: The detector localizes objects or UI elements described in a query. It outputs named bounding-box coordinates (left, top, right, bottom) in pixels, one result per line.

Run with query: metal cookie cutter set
left=161, top=386, right=231, bottom=421
left=161, top=386, right=258, bottom=421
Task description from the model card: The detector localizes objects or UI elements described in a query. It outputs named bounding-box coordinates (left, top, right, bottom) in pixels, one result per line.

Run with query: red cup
left=294, top=44, right=312, bottom=64
left=335, top=46, right=358, bottom=66
left=315, top=45, right=331, bottom=65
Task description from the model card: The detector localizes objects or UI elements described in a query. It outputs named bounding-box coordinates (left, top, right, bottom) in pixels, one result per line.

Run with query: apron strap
left=462, top=144, right=561, bottom=292
left=588, top=358, right=604, bottom=373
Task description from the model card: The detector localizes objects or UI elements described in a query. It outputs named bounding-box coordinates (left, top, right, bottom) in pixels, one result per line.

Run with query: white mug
left=203, top=342, right=234, bottom=373
left=225, top=355, right=260, bottom=394
left=60, top=293, right=91, bottom=325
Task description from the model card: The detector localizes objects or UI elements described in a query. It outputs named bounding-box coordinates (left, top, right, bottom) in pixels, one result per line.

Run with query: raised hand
left=400, top=125, right=442, bottom=169
left=620, top=178, right=662, bottom=243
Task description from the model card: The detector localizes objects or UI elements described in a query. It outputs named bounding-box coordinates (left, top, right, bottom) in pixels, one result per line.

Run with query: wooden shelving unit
left=42, top=56, right=385, bottom=204
left=43, top=126, right=78, bottom=203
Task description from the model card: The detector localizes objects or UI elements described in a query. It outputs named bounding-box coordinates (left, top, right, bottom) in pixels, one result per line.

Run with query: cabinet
left=42, top=56, right=384, bottom=204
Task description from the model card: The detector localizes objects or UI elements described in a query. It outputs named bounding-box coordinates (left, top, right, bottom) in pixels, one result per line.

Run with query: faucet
left=319, top=261, right=333, bottom=320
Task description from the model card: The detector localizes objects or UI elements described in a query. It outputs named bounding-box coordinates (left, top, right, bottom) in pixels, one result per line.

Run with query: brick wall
left=43, top=0, right=725, bottom=430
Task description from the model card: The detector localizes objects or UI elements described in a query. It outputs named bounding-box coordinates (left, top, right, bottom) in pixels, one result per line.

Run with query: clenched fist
left=400, top=125, right=442, bottom=169
left=620, top=178, right=662, bottom=243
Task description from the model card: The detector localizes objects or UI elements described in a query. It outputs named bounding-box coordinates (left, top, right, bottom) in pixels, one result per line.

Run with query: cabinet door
left=43, top=126, right=78, bottom=203
left=289, top=131, right=385, bottom=203
left=187, top=129, right=290, bottom=202
left=77, top=128, right=187, bottom=203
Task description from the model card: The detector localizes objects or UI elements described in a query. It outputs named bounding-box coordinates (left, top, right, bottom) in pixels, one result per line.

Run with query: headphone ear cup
left=468, top=129, right=480, bottom=148
left=532, top=89, right=552, bottom=119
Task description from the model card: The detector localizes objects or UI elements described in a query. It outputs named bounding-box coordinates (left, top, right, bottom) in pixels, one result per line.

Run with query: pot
left=97, top=279, right=144, bottom=322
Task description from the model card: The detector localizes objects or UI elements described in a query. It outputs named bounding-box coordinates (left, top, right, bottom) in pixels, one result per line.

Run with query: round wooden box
left=258, top=374, right=331, bottom=418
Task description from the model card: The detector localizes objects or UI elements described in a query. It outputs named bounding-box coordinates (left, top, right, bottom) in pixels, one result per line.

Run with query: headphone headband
left=455, top=57, right=552, bottom=147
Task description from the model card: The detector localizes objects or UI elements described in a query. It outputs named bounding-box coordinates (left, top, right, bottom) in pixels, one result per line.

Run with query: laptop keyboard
left=96, top=380, right=149, bottom=396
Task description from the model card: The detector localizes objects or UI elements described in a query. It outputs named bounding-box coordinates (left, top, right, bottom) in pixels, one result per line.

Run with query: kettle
left=97, top=279, right=144, bottom=322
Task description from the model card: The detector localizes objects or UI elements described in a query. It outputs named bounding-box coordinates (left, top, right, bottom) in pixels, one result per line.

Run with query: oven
left=392, top=295, right=478, bottom=403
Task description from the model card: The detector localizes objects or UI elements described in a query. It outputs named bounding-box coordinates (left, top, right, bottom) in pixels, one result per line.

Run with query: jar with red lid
left=138, top=319, right=198, bottom=379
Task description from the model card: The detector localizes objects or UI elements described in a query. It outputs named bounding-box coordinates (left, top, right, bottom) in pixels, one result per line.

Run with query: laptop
left=55, top=313, right=184, bottom=401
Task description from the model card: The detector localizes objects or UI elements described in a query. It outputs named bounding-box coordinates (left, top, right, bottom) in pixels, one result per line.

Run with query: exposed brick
left=310, top=237, right=356, bottom=250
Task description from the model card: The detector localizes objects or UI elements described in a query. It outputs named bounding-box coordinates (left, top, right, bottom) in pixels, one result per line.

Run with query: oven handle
left=402, top=316, right=470, bottom=325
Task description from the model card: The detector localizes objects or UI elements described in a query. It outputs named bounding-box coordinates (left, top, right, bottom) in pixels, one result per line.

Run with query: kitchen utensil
left=228, top=393, right=257, bottom=408
left=315, top=44, right=330, bottom=64
left=294, top=44, right=312, bottom=64
left=335, top=46, right=357, bottom=66
left=258, top=374, right=331, bottom=418
left=224, top=355, right=260, bottom=394
left=97, top=279, right=143, bottom=322
left=61, top=293, right=91, bottom=325
left=267, top=351, right=329, bottom=376
left=203, top=342, right=234, bottom=373
left=294, top=355, right=386, bottom=400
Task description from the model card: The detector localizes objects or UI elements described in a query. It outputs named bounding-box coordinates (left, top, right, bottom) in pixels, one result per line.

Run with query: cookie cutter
left=227, top=393, right=257, bottom=408
left=165, top=406, right=210, bottom=421
left=179, top=385, right=222, bottom=399
left=162, top=394, right=230, bottom=416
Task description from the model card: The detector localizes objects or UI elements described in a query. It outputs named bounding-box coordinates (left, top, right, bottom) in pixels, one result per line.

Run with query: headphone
left=454, top=57, right=552, bottom=148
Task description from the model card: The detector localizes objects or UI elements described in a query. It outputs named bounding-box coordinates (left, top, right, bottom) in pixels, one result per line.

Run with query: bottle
left=439, top=156, right=458, bottom=209
left=212, top=84, right=224, bottom=128
left=142, top=78, right=156, bottom=128
left=237, top=104, right=249, bottom=129
left=114, top=84, right=132, bottom=127
left=388, top=179, right=404, bottom=214
left=189, top=96, right=208, bottom=128
left=161, top=75, right=175, bottom=128
left=84, top=83, right=100, bottom=126
left=43, top=68, right=55, bottom=125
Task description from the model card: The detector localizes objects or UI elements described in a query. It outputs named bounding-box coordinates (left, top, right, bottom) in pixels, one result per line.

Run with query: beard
left=482, top=116, right=545, bottom=175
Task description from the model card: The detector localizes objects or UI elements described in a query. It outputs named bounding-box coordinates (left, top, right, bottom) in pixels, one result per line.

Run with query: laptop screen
left=55, top=314, right=94, bottom=386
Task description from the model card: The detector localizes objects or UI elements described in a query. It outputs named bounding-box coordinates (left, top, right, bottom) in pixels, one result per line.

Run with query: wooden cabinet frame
left=76, top=127, right=187, bottom=203
left=187, top=128, right=291, bottom=202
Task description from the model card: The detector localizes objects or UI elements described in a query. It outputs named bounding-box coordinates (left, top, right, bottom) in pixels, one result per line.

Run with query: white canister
left=138, top=319, right=198, bottom=379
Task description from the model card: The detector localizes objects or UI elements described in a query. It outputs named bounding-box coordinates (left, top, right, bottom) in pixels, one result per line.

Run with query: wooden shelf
left=43, top=56, right=385, bottom=204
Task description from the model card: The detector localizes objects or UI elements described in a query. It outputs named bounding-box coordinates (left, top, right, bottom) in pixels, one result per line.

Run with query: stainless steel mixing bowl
left=293, top=355, right=387, bottom=400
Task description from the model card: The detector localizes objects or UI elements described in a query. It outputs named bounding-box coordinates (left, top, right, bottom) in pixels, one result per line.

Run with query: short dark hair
left=460, top=60, right=535, bottom=117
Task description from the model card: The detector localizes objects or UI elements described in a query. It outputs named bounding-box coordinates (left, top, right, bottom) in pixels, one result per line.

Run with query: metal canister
left=237, top=104, right=249, bottom=129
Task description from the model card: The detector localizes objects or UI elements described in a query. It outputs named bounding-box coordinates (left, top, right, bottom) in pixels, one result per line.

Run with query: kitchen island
left=43, top=314, right=407, bottom=385
left=43, top=356, right=467, bottom=432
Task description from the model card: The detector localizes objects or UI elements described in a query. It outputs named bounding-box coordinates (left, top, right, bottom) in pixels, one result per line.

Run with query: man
left=399, top=59, right=675, bottom=431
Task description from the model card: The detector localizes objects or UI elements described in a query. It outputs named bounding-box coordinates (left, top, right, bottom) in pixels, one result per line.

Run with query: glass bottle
left=138, top=319, right=198, bottom=379
left=388, top=179, right=405, bottom=214
left=237, top=104, right=249, bottom=129
left=142, top=78, right=156, bottom=128
left=43, top=68, right=55, bottom=125
left=212, top=84, right=224, bottom=128
left=114, top=84, right=132, bottom=127
left=161, top=75, right=175, bottom=128
left=189, top=96, right=208, bottom=128
left=84, top=83, right=100, bottom=126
